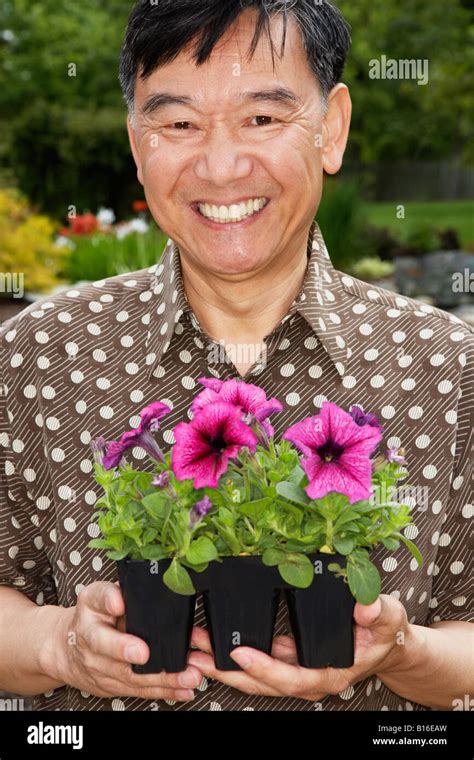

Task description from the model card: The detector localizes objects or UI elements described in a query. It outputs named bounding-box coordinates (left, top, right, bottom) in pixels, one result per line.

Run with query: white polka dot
left=342, top=375, right=357, bottom=389
left=308, top=365, right=323, bottom=379
left=93, top=349, right=107, bottom=363
left=415, top=434, right=430, bottom=449
left=280, top=363, right=295, bottom=377
left=392, top=331, right=406, bottom=343
left=408, top=406, right=423, bottom=420
left=370, top=374, right=385, bottom=388
left=364, top=349, right=379, bottom=361
left=381, top=405, right=395, bottom=419
left=51, top=448, right=65, bottom=462
left=437, top=380, right=453, bottom=394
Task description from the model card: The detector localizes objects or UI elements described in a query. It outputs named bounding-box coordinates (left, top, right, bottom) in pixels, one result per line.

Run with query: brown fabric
left=0, top=222, right=472, bottom=711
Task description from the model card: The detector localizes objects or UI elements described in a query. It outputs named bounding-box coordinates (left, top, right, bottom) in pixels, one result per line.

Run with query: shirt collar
left=145, top=220, right=355, bottom=379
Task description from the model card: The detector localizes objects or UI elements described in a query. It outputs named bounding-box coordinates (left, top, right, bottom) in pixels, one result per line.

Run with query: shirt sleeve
left=425, top=328, right=473, bottom=625
left=0, top=317, right=57, bottom=605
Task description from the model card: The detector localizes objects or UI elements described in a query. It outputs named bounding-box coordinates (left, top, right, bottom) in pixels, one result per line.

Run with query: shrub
left=0, top=189, right=67, bottom=294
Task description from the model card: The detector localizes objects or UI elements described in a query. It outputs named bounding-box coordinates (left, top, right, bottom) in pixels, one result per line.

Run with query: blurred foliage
left=0, top=188, right=67, bottom=292
left=316, top=180, right=367, bottom=270
left=0, top=0, right=472, bottom=220
left=339, top=0, right=474, bottom=164
left=0, top=0, right=138, bottom=219
left=349, top=256, right=395, bottom=281
left=64, top=225, right=168, bottom=283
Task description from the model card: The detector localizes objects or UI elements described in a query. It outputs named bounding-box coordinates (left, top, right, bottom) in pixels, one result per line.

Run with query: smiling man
left=0, top=0, right=472, bottom=713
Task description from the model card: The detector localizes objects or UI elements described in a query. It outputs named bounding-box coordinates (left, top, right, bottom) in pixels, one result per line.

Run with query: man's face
left=128, top=10, right=348, bottom=277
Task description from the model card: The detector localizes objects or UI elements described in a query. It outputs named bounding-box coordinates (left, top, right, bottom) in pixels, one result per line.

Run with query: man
left=0, top=0, right=472, bottom=712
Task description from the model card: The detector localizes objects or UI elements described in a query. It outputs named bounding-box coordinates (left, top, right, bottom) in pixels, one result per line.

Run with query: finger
left=84, top=621, right=150, bottom=665
left=190, top=626, right=212, bottom=653
left=187, top=650, right=283, bottom=696
left=79, top=581, right=125, bottom=618
left=87, top=651, right=203, bottom=691
left=271, top=636, right=299, bottom=664
left=228, top=646, right=326, bottom=696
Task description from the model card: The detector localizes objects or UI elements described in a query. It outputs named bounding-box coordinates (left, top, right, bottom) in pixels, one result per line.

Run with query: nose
left=193, top=126, right=253, bottom=186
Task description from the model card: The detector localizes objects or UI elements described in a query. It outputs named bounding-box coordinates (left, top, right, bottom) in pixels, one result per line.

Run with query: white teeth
left=198, top=197, right=267, bottom=223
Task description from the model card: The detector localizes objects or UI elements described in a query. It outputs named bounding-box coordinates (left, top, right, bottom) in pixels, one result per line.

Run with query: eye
left=171, top=121, right=192, bottom=130
left=249, top=115, right=275, bottom=126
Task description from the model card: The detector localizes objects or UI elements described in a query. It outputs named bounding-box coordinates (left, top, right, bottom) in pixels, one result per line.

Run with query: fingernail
left=125, top=645, right=144, bottom=663
left=179, top=671, right=200, bottom=688
left=230, top=649, right=252, bottom=669
left=176, top=689, right=195, bottom=701
left=105, top=592, right=115, bottom=614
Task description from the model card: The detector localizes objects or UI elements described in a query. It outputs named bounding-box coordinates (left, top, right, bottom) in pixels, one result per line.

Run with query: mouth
left=191, top=196, right=270, bottom=226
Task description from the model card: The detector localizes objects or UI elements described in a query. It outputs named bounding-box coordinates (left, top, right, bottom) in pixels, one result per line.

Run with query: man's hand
left=188, top=594, right=420, bottom=701
left=42, top=581, right=202, bottom=702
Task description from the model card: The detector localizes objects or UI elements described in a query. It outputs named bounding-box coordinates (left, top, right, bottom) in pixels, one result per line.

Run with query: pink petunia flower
left=101, top=400, right=171, bottom=470
left=172, top=401, right=258, bottom=488
left=192, top=377, right=283, bottom=438
left=282, top=401, right=383, bottom=504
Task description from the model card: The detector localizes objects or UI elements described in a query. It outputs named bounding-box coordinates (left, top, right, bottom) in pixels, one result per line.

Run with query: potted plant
left=89, top=379, right=422, bottom=673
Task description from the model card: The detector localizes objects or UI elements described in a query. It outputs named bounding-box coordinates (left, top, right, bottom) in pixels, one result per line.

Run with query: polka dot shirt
left=0, top=222, right=472, bottom=711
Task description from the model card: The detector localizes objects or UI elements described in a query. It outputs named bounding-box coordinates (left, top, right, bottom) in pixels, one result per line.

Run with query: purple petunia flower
left=152, top=471, right=171, bottom=488
left=192, top=377, right=283, bottom=438
left=90, top=436, right=107, bottom=464
left=282, top=401, right=383, bottom=504
left=171, top=401, right=258, bottom=488
left=101, top=400, right=171, bottom=470
left=386, top=447, right=407, bottom=465
left=188, top=495, right=213, bottom=529
left=349, top=404, right=384, bottom=431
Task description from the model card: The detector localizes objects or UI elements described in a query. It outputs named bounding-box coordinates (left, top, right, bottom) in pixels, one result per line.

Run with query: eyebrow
left=141, top=87, right=302, bottom=117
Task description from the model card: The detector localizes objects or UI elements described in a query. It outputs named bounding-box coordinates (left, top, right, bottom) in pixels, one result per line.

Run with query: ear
left=127, top=114, right=144, bottom=186
left=322, top=84, right=352, bottom=175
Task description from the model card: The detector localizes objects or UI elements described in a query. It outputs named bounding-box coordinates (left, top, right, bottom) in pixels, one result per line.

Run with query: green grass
left=364, top=200, right=474, bottom=248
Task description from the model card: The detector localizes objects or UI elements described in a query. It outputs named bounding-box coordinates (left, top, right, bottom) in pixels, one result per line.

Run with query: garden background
left=0, top=0, right=473, bottom=322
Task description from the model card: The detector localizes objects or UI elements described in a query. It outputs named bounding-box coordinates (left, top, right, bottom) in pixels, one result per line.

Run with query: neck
left=179, top=228, right=311, bottom=375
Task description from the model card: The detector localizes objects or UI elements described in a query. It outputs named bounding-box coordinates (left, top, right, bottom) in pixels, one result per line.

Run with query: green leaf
left=185, top=536, right=218, bottom=565
left=333, top=537, right=355, bottom=555
left=88, top=538, right=112, bottom=549
left=397, top=534, right=424, bottom=568
left=276, top=481, right=310, bottom=507
left=139, top=545, right=166, bottom=560
left=278, top=553, right=314, bottom=588
left=238, top=497, right=273, bottom=521
left=347, top=557, right=381, bottom=604
left=288, top=465, right=305, bottom=486
left=262, top=547, right=287, bottom=566
left=163, top=559, right=196, bottom=595
left=382, top=537, right=400, bottom=551
left=106, top=549, right=129, bottom=560
left=142, top=492, right=170, bottom=520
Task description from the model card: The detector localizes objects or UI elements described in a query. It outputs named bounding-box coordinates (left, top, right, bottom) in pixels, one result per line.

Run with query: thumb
left=353, top=596, right=383, bottom=628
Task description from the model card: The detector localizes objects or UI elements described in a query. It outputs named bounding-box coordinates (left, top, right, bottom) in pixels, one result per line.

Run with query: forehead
left=135, top=9, right=316, bottom=105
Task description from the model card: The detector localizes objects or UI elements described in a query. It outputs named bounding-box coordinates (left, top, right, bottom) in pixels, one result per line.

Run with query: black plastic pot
left=117, top=552, right=355, bottom=674
left=196, top=557, right=282, bottom=671
left=284, top=554, right=356, bottom=668
left=117, top=558, right=196, bottom=674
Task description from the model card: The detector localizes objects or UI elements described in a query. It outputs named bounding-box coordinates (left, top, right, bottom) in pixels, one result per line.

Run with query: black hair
left=119, top=0, right=351, bottom=113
